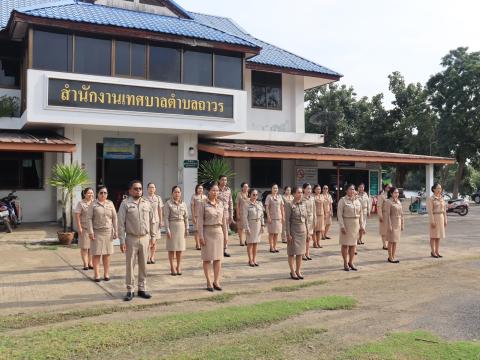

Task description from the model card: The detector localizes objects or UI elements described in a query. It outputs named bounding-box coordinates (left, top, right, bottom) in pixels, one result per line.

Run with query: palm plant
left=197, top=158, right=235, bottom=189
left=49, top=163, right=90, bottom=233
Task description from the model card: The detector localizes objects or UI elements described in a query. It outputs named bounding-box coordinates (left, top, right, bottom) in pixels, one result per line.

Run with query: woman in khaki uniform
left=88, top=186, right=118, bottom=282
left=337, top=184, right=364, bottom=272
left=385, top=187, right=404, bottom=263
left=235, top=182, right=249, bottom=247
left=74, top=187, right=94, bottom=270
left=243, top=189, right=264, bottom=266
left=265, top=184, right=284, bottom=253
left=285, top=187, right=308, bottom=280
left=427, top=183, right=447, bottom=258
left=191, top=184, right=207, bottom=250
left=164, top=186, right=189, bottom=276
left=281, top=186, right=294, bottom=243
left=145, top=183, right=164, bottom=264
left=377, top=183, right=392, bottom=250
left=302, top=183, right=316, bottom=261
left=313, top=184, right=325, bottom=248
left=322, top=186, right=333, bottom=239
left=197, top=183, right=228, bottom=292
left=356, top=183, right=371, bottom=245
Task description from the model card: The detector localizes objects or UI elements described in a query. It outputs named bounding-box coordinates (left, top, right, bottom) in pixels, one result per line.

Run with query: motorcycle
left=0, top=203, right=12, bottom=233
left=0, top=191, right=22, bottom=229
left=445, top=195, right=469, bottom=216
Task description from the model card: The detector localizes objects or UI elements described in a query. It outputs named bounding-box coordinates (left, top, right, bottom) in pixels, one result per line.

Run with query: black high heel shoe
left=295, top=272, right=304, bottom=280
left=290, top=272, right=299, bottom=280
left=431, top=252, right=438, bottom=258
left=348, top=264, right=358, bottom=271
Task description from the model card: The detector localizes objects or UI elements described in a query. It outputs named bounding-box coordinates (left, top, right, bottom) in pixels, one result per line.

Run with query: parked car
left=471, top=189, right=480, bottom=204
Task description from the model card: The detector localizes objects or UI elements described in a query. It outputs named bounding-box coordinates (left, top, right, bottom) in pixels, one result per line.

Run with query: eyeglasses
left=133, top=187, right=142, bottom=191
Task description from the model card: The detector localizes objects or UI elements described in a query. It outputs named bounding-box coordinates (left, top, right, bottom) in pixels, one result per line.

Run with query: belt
left=433, top=212, right=444, bottom=214
left=343, top=216, right=360, bottom=219
left=169, top=219, right=184, bottom=222
left=126, top=233, right=148, bottom=237
left=204, top=224, right=222, bottom=227
left=248, top=218, right=261, bottom=222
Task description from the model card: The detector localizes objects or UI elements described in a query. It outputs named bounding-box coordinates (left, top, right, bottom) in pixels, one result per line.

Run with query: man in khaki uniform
left=118, top=180, right=157, bottom=301
left=218, top=175, right=233, bottom=257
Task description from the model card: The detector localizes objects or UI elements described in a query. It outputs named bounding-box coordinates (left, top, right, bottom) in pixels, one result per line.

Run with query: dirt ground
left=0, top=206, right=479, bottom=357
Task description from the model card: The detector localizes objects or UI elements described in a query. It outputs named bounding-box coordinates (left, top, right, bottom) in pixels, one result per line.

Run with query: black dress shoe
left=344, top=266, right=350, bottom=272
left=224, top=252, right=231, bottom=257
left=249, top=263, right=255, bottom=267
left=254, top=263, right=259, bottom=267
left=124, top=292, right=134, bottom=301
left=206, top=287, right=214, bottom=292
left=306, top=256, right=313, bottom=261
left=383, top=247, right=388, bottom=250
left=213, top=283, right=222, bottom=291
left=388, top=258, right=394, bottom=263
left=240, top=243, right=245, bottom=246
left=348, top=264, right=358, bottom=271
left=302, top=256, right=308, bottom=261
left=83, top=267, right=89, bottom=271
left=325, top=236, right=331, bottom=240
left=437, top=254, right=443, bottom=258
left=94, top=278, right=101, bottom=282
left=137, top=291, right=152, bottom=299
left=275, top=249, right=280, bottom=253
left=88, top=265, right=94, bottom=270
left=147, top=260, right=152, bottom=264
left=151, top=259, right=156, bottom=264
left=394, top=260, right=400, bottom=263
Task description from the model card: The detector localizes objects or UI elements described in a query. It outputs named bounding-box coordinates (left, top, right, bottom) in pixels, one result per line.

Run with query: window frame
left=182, top=48, right=214, bottom=87
left=113, top=39, right=147, bottom=79
left=0, top=57, right=21, bottom=89
left=0, top=152, right=45, bottom=190
left=73, top=34, right=113, bottom=77
left=251, top=70, right=283, bottom=111
left=147, top=42, right=182, bottom=83
left=213, top=51, right=244, bottom=90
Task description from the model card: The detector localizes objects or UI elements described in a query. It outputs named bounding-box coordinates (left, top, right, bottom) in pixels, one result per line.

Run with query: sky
left=179, top=0, right=480, bottom=106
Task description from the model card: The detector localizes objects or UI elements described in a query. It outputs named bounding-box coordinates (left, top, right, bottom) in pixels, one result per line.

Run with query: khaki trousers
left=125, top=234, right=149, bottom=292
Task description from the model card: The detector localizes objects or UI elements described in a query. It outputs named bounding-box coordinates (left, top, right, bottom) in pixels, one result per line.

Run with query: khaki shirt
left=426, top=195, right=447, bottom=225
left=218, top=186, right=233, bottom=219
left=243, top=200, right=265, bottom=231
left=285, top=201, right=307, bottom=237
left=322, top=193, right=333, bottom=215
left=314, top=195, right=325, bottom=217
left=377, top=192, right=388, bottom=221
left=265, top=194, right=284, bottom=221
left=303, top=195, right=317, bottom=227
left=357, top=192, right=371, bottom=215
left=191, top=194, right=207, bottom=221
left=337, top=195, right=364, bottom=230
left=88, top=199, right=118, bottom=235
left=196, top=200, right=227, bottom=240
left=235, top=191, right=249, bottom=221
left=164, top=199, right=189, bottom=232
left=74, top=200, right=91, bottom=227
left=117, top=196, right=156, bottom=244
left=145, top=194, right=164, bottom=224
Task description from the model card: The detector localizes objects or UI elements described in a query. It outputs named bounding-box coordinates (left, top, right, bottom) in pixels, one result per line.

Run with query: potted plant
left=49, top=163, right=90, bottom=245
left=197, top=157, right=235, bottom=190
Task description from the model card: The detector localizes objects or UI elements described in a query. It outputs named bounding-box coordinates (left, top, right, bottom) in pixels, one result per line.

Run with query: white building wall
left=244, top=70, right=304, bottom=133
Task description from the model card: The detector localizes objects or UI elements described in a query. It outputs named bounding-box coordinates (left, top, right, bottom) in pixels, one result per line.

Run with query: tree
left=427, top=47, right=480, bottom=197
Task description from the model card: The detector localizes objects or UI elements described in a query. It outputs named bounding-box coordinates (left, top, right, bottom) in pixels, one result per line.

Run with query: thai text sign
left=47, top=78, right=234, bottom=118
left=103, top=138, right=135, bottom=160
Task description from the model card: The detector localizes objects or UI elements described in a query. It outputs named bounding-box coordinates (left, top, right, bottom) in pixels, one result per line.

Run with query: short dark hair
left=128, top=180, right=142, bottom=189
left=240, top=182, right=248, bottom=188
left=293, top=186, right=303, bottom=194
left=195, top=184, right=203, bottom=194
left=81, top=187, right=93, bottom=199
left=284, top=186, right=291, bottom=192
left=302, top=183, right=311, bottom=189
left=313, top=184, right=321, bottom=192
left=346, top=183, right=355, bottom=191
left=171, top=185, right=181, bottom=193
left=358, top=183, right=365, bottom=187
left=383, top=183, right=391, bottom=191
left=248, top=188, right=258, bottom=196
left=97, top=185, right=108, bottom=194
left=218, top=175, right=227, bottom=180
left=387, top=186, right=398, bottom=199
left=431, top=183, right=441, bottom=192
left=147, top=182, right=155, bottom=188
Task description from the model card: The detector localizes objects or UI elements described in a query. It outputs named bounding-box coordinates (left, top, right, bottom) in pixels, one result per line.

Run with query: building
left=0, top=0, right=453, bottom=223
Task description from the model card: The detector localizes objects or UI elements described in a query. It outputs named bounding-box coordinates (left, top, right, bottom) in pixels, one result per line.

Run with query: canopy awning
left=198, top=142, right=455, bottom=165
left=0, top=131, right=76, bottom=153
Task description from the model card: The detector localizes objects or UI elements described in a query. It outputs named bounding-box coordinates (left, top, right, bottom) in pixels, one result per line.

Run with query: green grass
left=173, top=327, right=327, bottom=360
left=272, top=280, right=328, bottom=292
left=0, top=295, right=355, bottom=360
left=23, top=244, right=59, bottom=251
left=343, top=331, right=480, bottom=360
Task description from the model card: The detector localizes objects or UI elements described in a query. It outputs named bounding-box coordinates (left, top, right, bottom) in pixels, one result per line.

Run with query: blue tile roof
left=189, top=12, right=342, bottom=78
left=1, top=0, right=341, bottom=78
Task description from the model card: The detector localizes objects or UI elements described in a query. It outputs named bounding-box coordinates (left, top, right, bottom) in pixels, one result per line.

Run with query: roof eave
left=245, top=61, right=342, bottom=81
left=9, top=12, right=262, bottom=54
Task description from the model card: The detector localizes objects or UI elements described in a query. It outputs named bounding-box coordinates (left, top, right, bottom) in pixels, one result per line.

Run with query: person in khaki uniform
left=164, top=186, right=189, bottom=276
left=243, top=189, right=264, bottom=267
left=74, top=187, right=94, bottom=270
left=377, top=183, right=392, bottom=250
left=197, top=183, right=228, bottom=292
left=265, top=184, right=284, bottom=253
left=145, top=183, right=164, bottom=265
left=322, top=186, right=333, bottom=239
left=281, top=186, right=294, bottom=243
left=285, top=186, right=308, bottom=280
left=426, top=183, right=447, bottom=258
left=218, top=175, right=233, bottom=257
left=117, top=180, right=156, bottom=301
left=337, top=184, right=365, bottom=272
left=385, top=187, right=404, bottom=263
left=313, top=184, right=325, bottom=248
left=191, top=184, right=207, bottom=250
left=302, top=183, right=316, bottom=261
left=88, top=186, right=118, bottom=282
left=235, top=182, right=249, bottom=247
left=356, top=183, right=371, bottom=245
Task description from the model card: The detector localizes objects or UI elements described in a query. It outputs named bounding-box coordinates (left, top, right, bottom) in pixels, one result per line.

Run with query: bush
left=0, top=95, right=20, bottom=117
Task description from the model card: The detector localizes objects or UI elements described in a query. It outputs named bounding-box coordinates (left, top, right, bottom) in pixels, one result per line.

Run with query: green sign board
left=369, top=170, right=379, bottom=196
left=184, top=160, right=199, bottom=168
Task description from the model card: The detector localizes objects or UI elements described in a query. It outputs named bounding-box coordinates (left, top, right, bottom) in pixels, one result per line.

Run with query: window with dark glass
left=0, top=152, right=43, bottom=189
left=252, top=71, right=282, bottom=110
left=183, top=49, right=212, bottom=86
left=250, top=159, right=281, bottom=188
left=74, top=36, right=111, bottom=76
left=214, top=52, right=242, bottom=89
left=0, top=59, right=20, bottom=88
left=33, top=30, right=72, bottom=72
left=149, top=45, right=181, bottom=83
left=115, top=41, right=146, bottom=78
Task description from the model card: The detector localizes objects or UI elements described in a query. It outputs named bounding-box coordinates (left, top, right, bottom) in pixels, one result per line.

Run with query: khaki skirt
left=267, top=219, right=282, bottom=234
left=339, top=218, right=360, bottom=246
left=430, top=213, right=446, bottom=239
left=201, top=225, right=224, bottom=262
left=246, top=219, right=262, bottom=244
left=324, top=213, right=332, bottom=226
left=379, top=209, right=389, bottom=236
left=91, top=228, right=114, bottom=256
left=78, top=222, right=90, bottom=249
left=287, top=223, right=307, bottom=256
left=306, top=215, right=315, bottom=235
left=387, top=215, right=402, bottom=243
left=315, top=213, right=325, bottom=232
left=167, top=221, right=186, bottom=251
left=361, top=211, right=368, bottom=229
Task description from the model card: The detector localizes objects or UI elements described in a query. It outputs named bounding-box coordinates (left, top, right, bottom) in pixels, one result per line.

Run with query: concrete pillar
left=178, top=133, right=198, bottom=213
left=425, top=164, right=434, bottom=197
left=294, top=75, right=305, bottom=133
